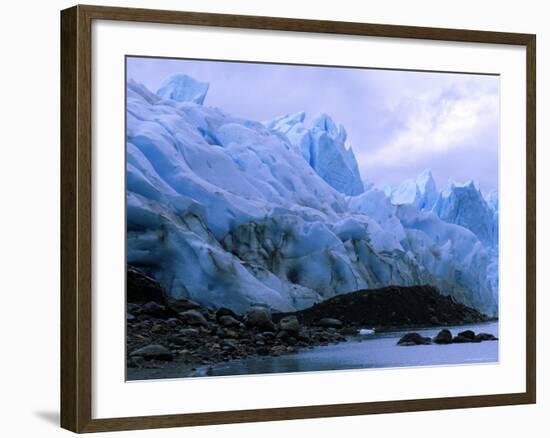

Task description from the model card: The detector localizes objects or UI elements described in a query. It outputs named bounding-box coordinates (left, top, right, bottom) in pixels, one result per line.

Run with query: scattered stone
left=279, top=315, right=300, bottom=335
left=151, top=323, right=165, bottom=333
left=142, top=301, right=167, bottom=318
left=218, top=315, right=242, bottom=328
left=243, top=307, right=275, bottom=332
left=397, top=332, right=432, bottom=346
left=166, top=318, right=181, bottom=328
left=167, top=335, right=187, bottom=346
left=126, top=313, right=136, bottom=322
left=216, top=307, right=238, bottom=320
left=433, top=329, right=453, bottom=344
left=276, top=330, right=289, bottom=340
left=270, top=345, right=287, bottom=356
left=316, top=318, right=343, bottom=329
left=223, top=329, right=240, bottom=339
left=130, top=344, right=173, bottom=361
left=221, top=339, right=238, bottom=350
left=167, top=297, right=201, bottom=313
left=179, top=328, right=200, bottom=337
left=179, top=309, right=209, bottom=327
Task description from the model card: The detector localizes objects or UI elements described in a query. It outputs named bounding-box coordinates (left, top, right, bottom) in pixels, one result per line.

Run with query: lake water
left=197, top=322, right=498, bottom=377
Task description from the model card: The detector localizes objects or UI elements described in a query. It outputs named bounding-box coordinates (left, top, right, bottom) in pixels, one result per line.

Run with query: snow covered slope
left=126, top=75, right=498, bottom=316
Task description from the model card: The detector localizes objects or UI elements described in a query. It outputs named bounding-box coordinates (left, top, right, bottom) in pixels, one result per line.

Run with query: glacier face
left=126, top=76, right=498, bottom=316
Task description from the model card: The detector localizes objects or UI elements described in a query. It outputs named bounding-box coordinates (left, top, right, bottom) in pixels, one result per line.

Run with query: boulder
left=166, top=317, right=181, bottom=328
left=129, top=344, right=173, bottom=361
left=218, top=315, right=242, bottom=328
left=316, top=318, right=343, bottom=329
left=452, top=335, right=472, bottom=343
left=475, top=332, right=498, bottom=341
left=167, top=298, right=201, bottom=313
left=279, top=315, right=300, bottom=335
left=397, top=332, right=432, bottom=346
left=433, top=329, right=453, bottom=344
left=179, top=309, right=209, bottom=327
left=244, top=307, right=275, bottom=332
left=179, top=328, right=200, bottom=337
left=457, top=330, right=476, bottom=340
left=141, top=301, right=167, bottom=318
left=216, top=307, right=239, bottom=320
left=167, top=336, right=187, bottom=346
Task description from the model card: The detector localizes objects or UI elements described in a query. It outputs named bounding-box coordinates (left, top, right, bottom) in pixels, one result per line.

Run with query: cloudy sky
left=127, top=57, right=500, bottom=193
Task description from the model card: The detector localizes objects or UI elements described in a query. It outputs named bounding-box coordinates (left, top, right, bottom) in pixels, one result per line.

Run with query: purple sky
left=127, top=57, right=499, bottom=193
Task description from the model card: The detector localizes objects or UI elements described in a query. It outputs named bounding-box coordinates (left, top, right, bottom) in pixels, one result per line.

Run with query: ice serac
left=433, top=181, right=497, bottom=246
left=485, top=190, right=499, bottom=214
left=265, top=113, right=364, bottom=196
left=156, top=74, right=210, bottom=104
left=390, top=169, right=438, bottom=210
left=126, top=75, right=498, bottom=316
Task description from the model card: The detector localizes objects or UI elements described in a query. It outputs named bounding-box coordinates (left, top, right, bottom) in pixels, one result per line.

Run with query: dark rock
left=287, top=285, right=488, bottom=328
left=223, top=329, right=240, bottom=339
left=151, top=323, right=165, bottom=333
left=179, top=328, right=200, bottom=337
left=270, top=345, right=287, bottom=356
left=475, top=332, right=498, bottom=341
left=276, top=330, right=289, bottom=340
left=452, top=335, right=471, bottom=343
left=262, top=331, right=276, bottom=340
left=340, top=327, right=359, bottom=336
left=279, top=315, right=300, bottom=335
left=142, top=301, right=167, bottom=318
left=129, top=344, right=173, bottom=361
left=126, top=313, right=136, bottom=322
left=216, top=307, right=238, bottom=320
left=179, top=310, right=209, bottom=327
left=221, top=339, right=238, bottom=350
left=218, top=315, right=242, bottom=328
left=166, top=317, right=181, bottom=328
left=397, top=332, right=432, bottom=346
left=127, top=266, right=167, bottom=304
left=433, top=329, right=453, bottom=344
left=316, top=318, right=343, bottom=329
left=458, top=330, right=476, bottom=340
left=167, top=336, right=187, bottom=346
left=244, top=307, right=275, bottom=332
left=166, top=297, right=201, bottom=313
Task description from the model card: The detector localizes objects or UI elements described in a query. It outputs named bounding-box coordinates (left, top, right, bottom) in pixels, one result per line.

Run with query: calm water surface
left=196, top=321, right=498, bottom=377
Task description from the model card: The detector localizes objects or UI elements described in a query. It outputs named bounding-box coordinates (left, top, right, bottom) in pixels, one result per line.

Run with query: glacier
left=126, top=75, right=498, bottom=316
left=264, top=112, right=364, bottom=196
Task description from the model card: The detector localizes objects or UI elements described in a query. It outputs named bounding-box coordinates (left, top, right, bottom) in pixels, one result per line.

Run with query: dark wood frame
left=61, top=4, right=536, bottom=433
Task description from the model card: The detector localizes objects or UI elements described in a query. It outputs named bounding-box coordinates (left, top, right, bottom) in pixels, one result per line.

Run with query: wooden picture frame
left=61, top=4, right=536, bottom=433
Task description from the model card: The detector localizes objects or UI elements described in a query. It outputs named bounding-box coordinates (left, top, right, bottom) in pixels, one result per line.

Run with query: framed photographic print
left=60, top=4, right=536, bottom=433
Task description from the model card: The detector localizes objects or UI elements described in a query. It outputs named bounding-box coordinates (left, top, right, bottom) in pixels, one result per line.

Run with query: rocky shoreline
left=127, top=300, right=349, bottom=380
left=126, top=267, right=496, bottom=380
